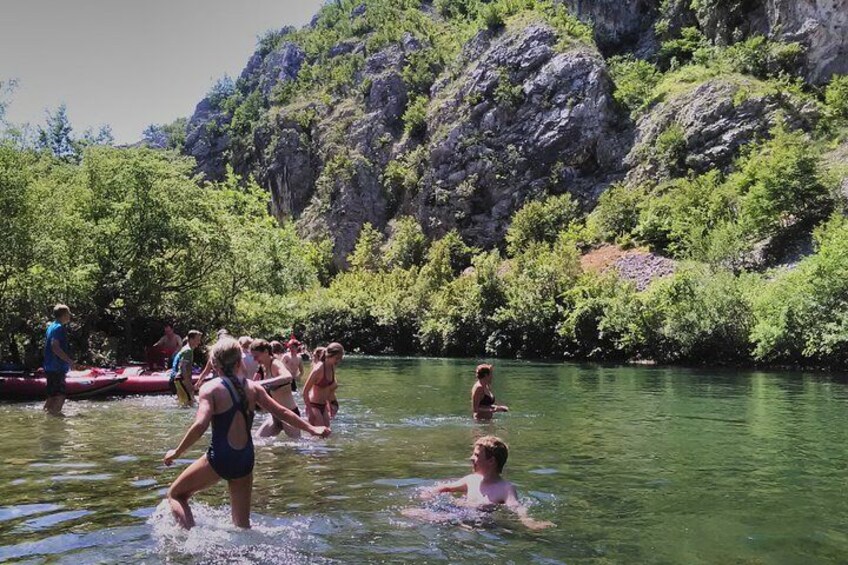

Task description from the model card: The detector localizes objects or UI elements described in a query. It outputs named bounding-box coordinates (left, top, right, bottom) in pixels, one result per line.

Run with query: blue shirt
left=44, top=321, right=70, bottom=373
left=169, top=345, right=194, bottom=382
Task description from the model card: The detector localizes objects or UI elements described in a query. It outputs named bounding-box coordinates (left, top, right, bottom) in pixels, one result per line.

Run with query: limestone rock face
left=559, top=0, right=660, bottom=55
left=417, top=23, right=628, bottom=247
left=625, top=79, right=819, bottom=187
left=183, top=97, right=231, bottom=181
left=766, top=0, right=848, bottom=83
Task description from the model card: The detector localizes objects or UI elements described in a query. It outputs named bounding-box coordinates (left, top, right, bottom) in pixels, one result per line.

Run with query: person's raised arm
left=253, top=382, right=330, bottom=437
left=505, top=484, right=554, bottom=530
left=164, top=387, right=214, bottom=465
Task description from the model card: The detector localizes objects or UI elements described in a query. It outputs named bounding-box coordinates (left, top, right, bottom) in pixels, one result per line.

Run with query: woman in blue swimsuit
left=163, top=337, right=330, bottom=529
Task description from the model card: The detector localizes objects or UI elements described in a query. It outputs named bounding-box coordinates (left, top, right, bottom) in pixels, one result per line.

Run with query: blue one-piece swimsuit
left=207, top=377, right=255, bottom=480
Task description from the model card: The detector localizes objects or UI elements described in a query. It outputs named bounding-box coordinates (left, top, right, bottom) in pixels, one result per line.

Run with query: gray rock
left=418, top=22, right=628, bottom=247
left=766, top=0, right=848, bottom=84
left=184, top=97, right=231, bottom=180
left=558, top=0, right=661, bottom=55
left=258, top=43, right=306, bottom=97
left=625, top=78, right=819, bottom=187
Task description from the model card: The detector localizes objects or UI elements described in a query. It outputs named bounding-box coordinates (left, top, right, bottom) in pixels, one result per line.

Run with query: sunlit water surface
left=1, top=358, right=847, bottom=563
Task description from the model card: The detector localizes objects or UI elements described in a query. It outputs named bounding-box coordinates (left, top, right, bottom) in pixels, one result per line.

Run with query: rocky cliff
left=182, top=0, right=846, bottom=264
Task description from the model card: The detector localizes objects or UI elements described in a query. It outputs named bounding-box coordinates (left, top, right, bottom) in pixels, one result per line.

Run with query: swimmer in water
left=411, top=436, right=554, bottom=530
left=301, top=342, right=343, bottom=427
left=163, top=337, right=330, bottom=529
left=472, top=364, right=508, bottom=420
left=250, top=339, right=301, bottom=438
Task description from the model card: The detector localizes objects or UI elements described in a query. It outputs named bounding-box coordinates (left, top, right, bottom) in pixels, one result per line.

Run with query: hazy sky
left=0, top=0, right=325, bottom=143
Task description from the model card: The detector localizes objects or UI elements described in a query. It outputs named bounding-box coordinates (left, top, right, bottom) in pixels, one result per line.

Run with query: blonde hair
left=475, top=436, right=508, bottom=473
left=313, top=342, right=344, bottom=363
left=53, top=304, right=71, bottom=319
left=212, top=337, right=242, bottom=376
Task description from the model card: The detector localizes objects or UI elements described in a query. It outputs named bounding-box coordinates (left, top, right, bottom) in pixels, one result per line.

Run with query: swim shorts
left=45, top=371, right=67, bottom=397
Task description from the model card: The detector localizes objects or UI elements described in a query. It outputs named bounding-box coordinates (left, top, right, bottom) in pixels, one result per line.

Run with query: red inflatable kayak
left=112, top=366, right=205, bottom=395
left=0, top=371, right=127, bottom=401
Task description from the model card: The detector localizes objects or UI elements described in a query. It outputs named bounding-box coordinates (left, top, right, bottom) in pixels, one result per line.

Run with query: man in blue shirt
left=43, top=304, right=81, bottom=416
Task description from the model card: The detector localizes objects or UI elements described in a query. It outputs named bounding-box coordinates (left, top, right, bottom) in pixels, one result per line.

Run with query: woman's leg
left=227, top=473, right=253, bottom=528
left=167, top=454, right=220, bottom=529
left=306, top=403, right=324, bottom=427
left=256, top=414, right=282, bottom=438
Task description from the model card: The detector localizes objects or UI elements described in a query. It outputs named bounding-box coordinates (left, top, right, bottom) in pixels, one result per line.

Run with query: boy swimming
left=413, top=436, right=554, bottom=530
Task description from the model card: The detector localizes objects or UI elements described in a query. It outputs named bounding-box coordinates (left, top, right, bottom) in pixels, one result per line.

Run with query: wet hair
left=211, top=337, right=242, bottom=377
left=270, top=340, right=285, bottom=355
left=250, top=339, right=272, bottom=355
left=476, top=364, right=492, bottom=379
left=186, top=330, right=202, bottom=342
left=475, top=436, right=508, bottom=473
left=53, top=304, right=70, bottom=319
left=313, top=342, right=344, bottom=363
left=164, top=322, right=173, bottom=330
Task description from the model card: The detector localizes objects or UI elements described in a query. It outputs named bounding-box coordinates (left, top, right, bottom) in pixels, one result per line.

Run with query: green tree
left=348, top=223, right=386, bottom=272
left=506, top=193, right=580, bottom=256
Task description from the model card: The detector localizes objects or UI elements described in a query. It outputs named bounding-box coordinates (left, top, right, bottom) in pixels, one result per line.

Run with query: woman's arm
left=301, top=364, right=320, bottom=401
left=195, top=358, right=213, bottom=391
left=253, top=382, right=330, bottom=437
left=164, top=387, right=214, bottom=465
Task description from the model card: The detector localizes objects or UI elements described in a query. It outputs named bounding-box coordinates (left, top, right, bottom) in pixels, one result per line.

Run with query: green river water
left=1, top=357, right=847, bottom=564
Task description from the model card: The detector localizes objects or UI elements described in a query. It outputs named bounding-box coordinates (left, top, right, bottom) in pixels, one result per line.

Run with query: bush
left=506, top=193, right=580, bottom=256
left=608, top=56, right=661, bottom=115
left=824, top=74, right=848, bottom=122
left=732, top=125, right=832, bottom=237
left=587, top=183, right=646, bottom=244
left=348, top=223, right=386, bottom=272
left=384, top=216, right=428, bottom=269
left=402, top=95, right=428, bottom=137
left=750, top=216, right=848, bottom=366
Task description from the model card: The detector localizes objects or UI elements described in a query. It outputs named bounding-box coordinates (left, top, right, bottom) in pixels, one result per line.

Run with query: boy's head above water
left=472, top=436, right=508, bottom=475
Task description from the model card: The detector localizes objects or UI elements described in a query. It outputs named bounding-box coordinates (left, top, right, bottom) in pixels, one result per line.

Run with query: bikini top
left=480, top=391, right=496, bottom=407
left=314, top=362, right=335, bottom=388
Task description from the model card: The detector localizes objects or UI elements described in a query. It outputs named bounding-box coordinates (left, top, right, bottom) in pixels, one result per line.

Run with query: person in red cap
left=281, top=337, right=304, bottom=392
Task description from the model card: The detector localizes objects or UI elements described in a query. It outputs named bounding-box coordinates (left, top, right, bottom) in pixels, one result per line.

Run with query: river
left=0, top=358, right=846, bottom=563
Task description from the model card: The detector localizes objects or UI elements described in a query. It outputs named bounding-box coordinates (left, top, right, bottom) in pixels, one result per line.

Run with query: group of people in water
left=40, top=304, right=553, bottom=531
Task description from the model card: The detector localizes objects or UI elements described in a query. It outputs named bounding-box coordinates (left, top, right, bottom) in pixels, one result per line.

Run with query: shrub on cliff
left=750, top=216, right=848, bottom=366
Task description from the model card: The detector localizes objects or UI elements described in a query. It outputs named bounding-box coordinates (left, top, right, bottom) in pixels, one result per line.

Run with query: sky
left=0, top=0, right=325, bottom=144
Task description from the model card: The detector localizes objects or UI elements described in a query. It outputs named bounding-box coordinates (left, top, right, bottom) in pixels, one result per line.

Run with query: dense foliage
left=2, top=0, right=848, bottom=371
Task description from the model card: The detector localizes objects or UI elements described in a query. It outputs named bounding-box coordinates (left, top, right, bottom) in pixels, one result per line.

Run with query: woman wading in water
left=302, top=342, right=344, bottom=427
left=163, top=337, right=330, bottom=529
left=250, top=339, right=301, bottom=438
left=472, top=364, right=509, bottom=420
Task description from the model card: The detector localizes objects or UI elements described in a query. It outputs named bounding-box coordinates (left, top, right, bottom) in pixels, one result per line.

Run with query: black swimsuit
left=207, top=376, right=255, bottom=480
left=480, top=392, right=496, bottom=407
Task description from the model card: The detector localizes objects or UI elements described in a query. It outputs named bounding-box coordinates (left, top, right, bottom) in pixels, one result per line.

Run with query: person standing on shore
left=43, top=304, right=82, bottom=416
